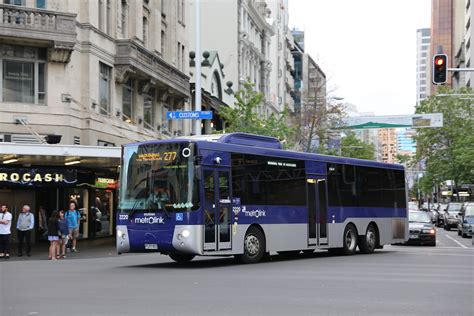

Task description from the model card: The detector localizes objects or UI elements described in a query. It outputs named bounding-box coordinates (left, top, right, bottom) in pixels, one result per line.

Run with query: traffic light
left=432, top=54, right=448, bottom=85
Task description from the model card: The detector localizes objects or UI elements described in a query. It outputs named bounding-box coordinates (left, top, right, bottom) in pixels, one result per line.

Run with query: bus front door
left=307, top=176, right=328, bottom=246
left=203, top=169, right=232, bottom=251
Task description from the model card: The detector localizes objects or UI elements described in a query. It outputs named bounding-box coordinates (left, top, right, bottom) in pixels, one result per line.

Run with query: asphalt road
left=1, top=229, right=473, bottom=316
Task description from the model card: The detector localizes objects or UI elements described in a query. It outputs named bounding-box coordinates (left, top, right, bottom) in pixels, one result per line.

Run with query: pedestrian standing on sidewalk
left=66, top=201, right=80, bottom=252
left=0, top=204, right=12, bottom=259
left=38, top=206, right=48, bottom=241
left=16, top=204, right=34, bottom=257
left=58, top=210, right=68, bottom=258
left=47, top=210, right=60, bottom=260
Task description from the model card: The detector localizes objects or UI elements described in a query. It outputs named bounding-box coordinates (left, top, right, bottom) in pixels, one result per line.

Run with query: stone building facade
left=0, top=0, right=191, bottom=146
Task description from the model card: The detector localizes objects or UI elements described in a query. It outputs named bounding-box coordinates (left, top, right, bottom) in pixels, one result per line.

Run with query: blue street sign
left=166, top=111, right=213, bottom=120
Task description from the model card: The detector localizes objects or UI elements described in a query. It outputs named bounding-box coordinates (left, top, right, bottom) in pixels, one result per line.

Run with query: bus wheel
left=342, top=224, right=358, bottom=255
left=358, top=224, right=377, bottom=254
left=169, top=253, right=195, bottom=263
left=238, top=227, right=265, bottom=264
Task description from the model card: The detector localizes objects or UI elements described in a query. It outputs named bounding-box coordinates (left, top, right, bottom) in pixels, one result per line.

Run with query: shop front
left=0, top=143, right=120, bottom=244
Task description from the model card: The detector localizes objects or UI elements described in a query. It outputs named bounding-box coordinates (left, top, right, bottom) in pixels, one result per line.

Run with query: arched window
left=210, top=71, right=222, bottom=100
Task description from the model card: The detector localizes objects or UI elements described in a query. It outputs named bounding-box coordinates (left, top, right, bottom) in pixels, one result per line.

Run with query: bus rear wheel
left=342, top=224, right=358, bottom=255
left=237, top=227, right=265, bottom=264
left=169, top=253, right=195, bottom=263
left=358, top=224, right=377, bottom=254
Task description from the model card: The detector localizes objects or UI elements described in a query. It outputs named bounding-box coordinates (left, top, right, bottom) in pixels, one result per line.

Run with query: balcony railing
left=115, top=39, right=190, bottom=97
left=0, top=4, right=77, bottom=62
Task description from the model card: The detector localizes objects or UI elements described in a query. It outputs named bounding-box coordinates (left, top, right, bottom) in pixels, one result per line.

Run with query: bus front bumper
left=116, top=225, right=130, bottom=253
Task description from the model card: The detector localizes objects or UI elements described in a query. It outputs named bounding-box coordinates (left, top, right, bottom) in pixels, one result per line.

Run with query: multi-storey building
left=0, top=0, right=190, bottom=242
left=291, top=29, right=304, bottom=112
left=378, top=128, right=398, bottom=164
left=302, top=53, right=326, bottom=111
left=396, top=128, right=417, bottom=158
left=267, top=0, right=294, bottom=113
left=462, top=0, right=474, bottom=87
left=0, top=0, right=191, bottom=145
left=416, top=28, right=430, bottom=103
left=189, top=0, right=275, bottom=117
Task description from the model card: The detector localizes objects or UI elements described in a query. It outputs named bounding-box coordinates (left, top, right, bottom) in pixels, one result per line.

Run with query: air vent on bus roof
left=217, top=133, right=282, bottom=149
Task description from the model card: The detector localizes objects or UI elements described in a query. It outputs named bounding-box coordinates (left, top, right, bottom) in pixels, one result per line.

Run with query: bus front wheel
left=169, top=253, right=195, bottom=263
left=237, top=227, right=266, bottom=264
left=342, top=224, right=358, bottom=255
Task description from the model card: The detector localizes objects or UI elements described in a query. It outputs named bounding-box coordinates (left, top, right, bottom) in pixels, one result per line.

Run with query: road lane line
left=446, top=235, right=468, bottom=249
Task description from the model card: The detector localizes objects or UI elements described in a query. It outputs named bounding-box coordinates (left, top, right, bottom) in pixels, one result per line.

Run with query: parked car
left=407, top=210, right=436, bottom=246
left=457, top=202, right=474, bottom=238
left=443, top=202, right=463, bottom=230
left=436, top=204, right=448, bottom=227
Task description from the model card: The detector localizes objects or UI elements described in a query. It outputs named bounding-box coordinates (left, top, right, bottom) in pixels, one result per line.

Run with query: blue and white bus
left=117, top=133, right=408, bottom=263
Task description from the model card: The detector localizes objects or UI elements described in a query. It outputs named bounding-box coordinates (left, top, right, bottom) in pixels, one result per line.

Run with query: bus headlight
left=117, top=229, right=126, bottom=240
left=182, top=229, right=190, bottom=238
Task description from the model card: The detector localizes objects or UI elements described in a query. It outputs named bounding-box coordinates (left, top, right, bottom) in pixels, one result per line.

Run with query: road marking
left=446, top=235, right=468, bottom=249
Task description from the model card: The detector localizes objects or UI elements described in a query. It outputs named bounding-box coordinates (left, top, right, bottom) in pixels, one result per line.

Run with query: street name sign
left=339, top=113, right=443, bottom=129
left=166, top=111, right=213, bottom=120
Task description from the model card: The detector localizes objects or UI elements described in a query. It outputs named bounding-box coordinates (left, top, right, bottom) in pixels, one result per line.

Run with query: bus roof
left=124, top=133, right=404, bottom=170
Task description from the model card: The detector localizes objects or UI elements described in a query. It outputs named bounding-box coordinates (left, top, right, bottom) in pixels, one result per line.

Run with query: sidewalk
left=2, top=237, right=117, bottom=261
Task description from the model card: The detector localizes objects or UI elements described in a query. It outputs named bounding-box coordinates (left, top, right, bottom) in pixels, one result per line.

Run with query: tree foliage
left=339, top=132, right=376, bottom=160
left=218, top=81, right=295, bottom=147
left=414, top=87, right=474, bottom=197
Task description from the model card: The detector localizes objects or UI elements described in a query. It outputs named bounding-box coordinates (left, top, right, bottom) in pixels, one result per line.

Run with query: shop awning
left=0, top=143, right=121, bottom=170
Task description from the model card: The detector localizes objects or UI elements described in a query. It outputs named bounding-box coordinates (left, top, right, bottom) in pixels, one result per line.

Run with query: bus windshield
left=119, top=142, right=199, bottom=213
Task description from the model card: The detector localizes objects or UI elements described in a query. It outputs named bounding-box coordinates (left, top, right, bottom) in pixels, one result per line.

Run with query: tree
left=292, top=75, right=347, bottom=153
left=414, top=87, right=474, bottom=200
left=218, top=81, right=295, bottom=147
left=339, top=132, right=376, bottom=160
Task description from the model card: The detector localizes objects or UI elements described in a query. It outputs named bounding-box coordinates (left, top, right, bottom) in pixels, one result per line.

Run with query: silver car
left=443, top=203, right=463, bottom=230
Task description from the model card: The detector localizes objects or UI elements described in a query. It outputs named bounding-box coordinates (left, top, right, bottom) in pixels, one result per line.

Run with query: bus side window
left=343, top=165, right=357, bottom=196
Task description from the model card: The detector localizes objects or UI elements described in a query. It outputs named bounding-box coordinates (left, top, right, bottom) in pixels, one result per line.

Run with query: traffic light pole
left=447, top=68, right=474, bottom=72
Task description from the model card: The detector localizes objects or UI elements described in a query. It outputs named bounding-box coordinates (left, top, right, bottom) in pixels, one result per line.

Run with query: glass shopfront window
left=91, top=189, right=114, bottom=238
left=0, top=44, right=46, bottom=104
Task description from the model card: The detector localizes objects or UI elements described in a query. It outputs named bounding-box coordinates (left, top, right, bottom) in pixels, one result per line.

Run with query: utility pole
left=194, top=0, right=202, bottom=135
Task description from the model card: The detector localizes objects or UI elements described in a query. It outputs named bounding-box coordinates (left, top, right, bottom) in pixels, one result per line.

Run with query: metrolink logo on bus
left=134, top=216, right=164, bottom=224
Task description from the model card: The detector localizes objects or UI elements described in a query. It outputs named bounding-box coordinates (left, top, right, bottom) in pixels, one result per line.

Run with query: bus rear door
left=307, top=176, right=328, bottom=246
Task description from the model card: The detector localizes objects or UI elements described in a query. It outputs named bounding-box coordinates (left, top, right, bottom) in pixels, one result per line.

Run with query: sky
left=289, top=0, right=431, bottom=115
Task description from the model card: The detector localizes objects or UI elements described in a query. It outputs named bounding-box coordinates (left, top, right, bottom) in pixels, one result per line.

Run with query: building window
left=3, top=0, right=24, bottom=5
left=177, top=42, right=181, bottom=70
left=181, top=44, right=185, bottom=72
left=106, top=0, right=111, bottom=35
left=143, top=92, right=153, bottom=129
left=161, top=0, right=166, bottom=17
left=98, top=140, right=115, bottom=147
left=122, top=78, right=134, bottom=122
left=120, top=0, right=128, bottom=37
left=161, top=31, right=166, bottom=57
left=99, top=62, right=111, bottom=115
left=143, top=17, right=149, bottom=46
left=178, top=0, right=185, bottom=23
left=36, top=0, right=46, bottom=8
left=1, top=44, right=46, bottom=104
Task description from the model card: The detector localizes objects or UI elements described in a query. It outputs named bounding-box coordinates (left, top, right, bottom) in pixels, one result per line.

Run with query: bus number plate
left=145, top=244, right=158, bottom=250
